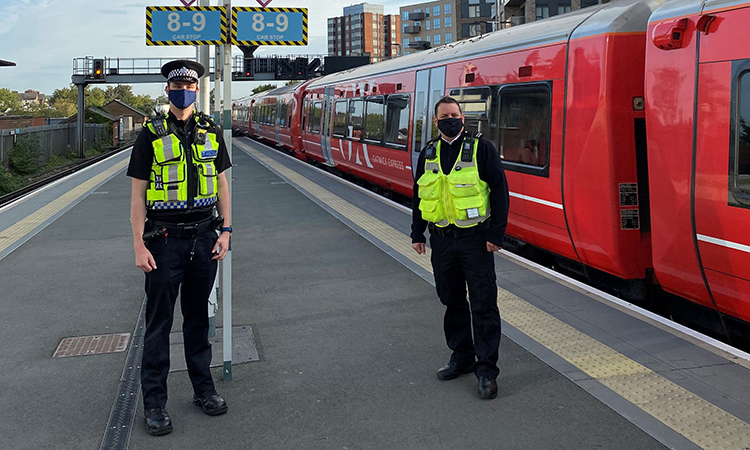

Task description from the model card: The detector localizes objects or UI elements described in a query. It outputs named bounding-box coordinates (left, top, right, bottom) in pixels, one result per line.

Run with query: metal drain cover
left=53, top=333, right=130, bottom=358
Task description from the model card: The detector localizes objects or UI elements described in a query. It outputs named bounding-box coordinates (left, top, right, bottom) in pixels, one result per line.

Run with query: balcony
left=403, top=25, right=422, bottom=34
left=408, top=12, right=426, bottom=20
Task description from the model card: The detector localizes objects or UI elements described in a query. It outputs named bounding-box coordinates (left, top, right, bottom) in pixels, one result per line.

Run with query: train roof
left=650, top=0, right=750, bottom=22
left=307, top=0, right=662, bottom=90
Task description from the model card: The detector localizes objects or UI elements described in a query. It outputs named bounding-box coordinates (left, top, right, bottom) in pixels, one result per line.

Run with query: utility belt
left=428, top=220, right=490, bottom=239
left=144, top=215, right=223, bottom=240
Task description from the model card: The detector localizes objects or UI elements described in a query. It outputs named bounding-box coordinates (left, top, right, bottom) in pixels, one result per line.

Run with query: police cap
left=161, top=59, right=205, bottom=83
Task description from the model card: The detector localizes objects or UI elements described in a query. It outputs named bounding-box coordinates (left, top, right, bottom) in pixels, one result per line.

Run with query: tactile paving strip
left=53, top=333, right=130, bottom=358
left=240, top=141, right=750, bottom=450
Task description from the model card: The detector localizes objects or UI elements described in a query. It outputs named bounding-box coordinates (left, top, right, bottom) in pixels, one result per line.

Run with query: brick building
left=327, top=3, right=401, bottom=63
left=15, top=90, right=46, bottom=108
left=0, top=116, right=46, bottom=130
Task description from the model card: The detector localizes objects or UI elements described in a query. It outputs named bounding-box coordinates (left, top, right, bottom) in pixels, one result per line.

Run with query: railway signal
left=92, top=59, right=104, bottom=79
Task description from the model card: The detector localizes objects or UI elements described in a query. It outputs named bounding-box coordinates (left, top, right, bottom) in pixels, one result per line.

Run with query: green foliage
left=49, top=86, right=78, bottom=117
left=252, top=84, right=277, bottom=94
left=0, top=88, right=23, bottom=115
left=0, top=164, right=25, bottom=195
left=8, top=136, right=41, bottom=175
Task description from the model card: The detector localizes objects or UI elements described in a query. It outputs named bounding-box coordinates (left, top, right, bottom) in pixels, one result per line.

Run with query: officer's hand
left=412, top=242, right=426, bottom=255
left=213, top=232, right=230, bottom=260
left=486, top=241, right=500, bottom=253
left=135, top=245, right=157, bottom=272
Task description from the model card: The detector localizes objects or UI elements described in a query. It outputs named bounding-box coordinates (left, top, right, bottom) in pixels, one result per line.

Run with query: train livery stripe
left=0, top=158, right=128, bottom=260
left=509, top=191, right=563, bottom=210
left=697, top=234, right=750, bottom=254
left=237, top=139, right=750, bottom=450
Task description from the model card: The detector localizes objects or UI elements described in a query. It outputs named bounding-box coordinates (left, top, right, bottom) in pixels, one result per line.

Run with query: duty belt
left=428, top=220, right=490, bottom=239
left=148, top=216, right=217, bottom=239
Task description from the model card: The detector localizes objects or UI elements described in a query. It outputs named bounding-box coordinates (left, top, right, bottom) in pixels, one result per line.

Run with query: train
left=231, top=0, right=750, bottom=348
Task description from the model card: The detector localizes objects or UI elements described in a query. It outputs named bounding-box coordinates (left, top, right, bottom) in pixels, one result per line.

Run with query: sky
left=0, top=0, right=404, bottom=101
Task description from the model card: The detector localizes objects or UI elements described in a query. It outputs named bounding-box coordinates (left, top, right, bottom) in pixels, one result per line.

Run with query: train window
left=495, top=83, right=551, bottom=177
left=449, top=87, right=492, bottom=138
left=731, top=70, right=750, bottom=206
left=348, top=99, right=364, bottom=140
left=333, top=100, right=348, bottom=137
left=279, top=102, right=287, bottom=128
left=364, top=96, right=385, bottom=143
left=309, top=101, right=322, bottom=134
left=385, top=94, right=410, bottom=148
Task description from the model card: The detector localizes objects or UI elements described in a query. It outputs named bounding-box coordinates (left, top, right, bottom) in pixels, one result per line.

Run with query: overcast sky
left=0, top=0, right=404, bottom=101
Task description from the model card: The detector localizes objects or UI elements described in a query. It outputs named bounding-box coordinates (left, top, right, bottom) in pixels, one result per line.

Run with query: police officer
left=127, top=60, right=232, bottom=435
left=411, top=96, right=509, bottom=400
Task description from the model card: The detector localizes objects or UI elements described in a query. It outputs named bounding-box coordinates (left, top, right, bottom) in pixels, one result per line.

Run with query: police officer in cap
left=127, top=59, right=232, bottom=435
left=411, top=96, right=509, bottom=400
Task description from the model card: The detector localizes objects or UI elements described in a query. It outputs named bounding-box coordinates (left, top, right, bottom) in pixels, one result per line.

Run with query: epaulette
left=197, top=112, right=216, bottom=128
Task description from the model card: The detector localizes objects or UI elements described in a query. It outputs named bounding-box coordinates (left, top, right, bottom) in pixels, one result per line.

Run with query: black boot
left=193, top=390, right=228, bottom=416
left=145, top=407, right=173, bottom=436
left=478, top=377, right=498, bottom=400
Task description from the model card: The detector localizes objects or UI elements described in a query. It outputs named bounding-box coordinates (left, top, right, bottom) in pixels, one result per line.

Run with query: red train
left=232, top=0, right=750, bottom=347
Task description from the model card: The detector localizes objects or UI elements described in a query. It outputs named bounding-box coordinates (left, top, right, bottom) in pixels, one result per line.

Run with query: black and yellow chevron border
left=146, top=6, right=229, bottom=46
left=231, top=7, right=308, bottom=46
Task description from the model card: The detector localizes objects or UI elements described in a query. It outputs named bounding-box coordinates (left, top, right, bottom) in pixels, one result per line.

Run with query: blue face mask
left=168, top=89, right=197, bottom=109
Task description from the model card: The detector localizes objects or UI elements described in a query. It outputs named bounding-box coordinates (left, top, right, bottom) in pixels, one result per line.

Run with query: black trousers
left=430, top=231, right=501, bottom=379
left=141, top=230, right=218, bottom=410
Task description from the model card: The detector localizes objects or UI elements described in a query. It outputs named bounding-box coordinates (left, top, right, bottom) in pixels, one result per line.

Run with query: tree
left=104, top=85, right=137, bottom=105
left=0, top=88, right=22, bottom=115
left=49, top=87, right=78, bottom=117
left=252, top=84, right=277, bottom=94
left=285, top=80, right=299, bottom=86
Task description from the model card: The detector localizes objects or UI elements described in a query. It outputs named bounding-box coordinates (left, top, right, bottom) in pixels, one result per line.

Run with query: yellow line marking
left=238, top=141, right=750, bottom=450
left=0, top=159, right=128, bottom=254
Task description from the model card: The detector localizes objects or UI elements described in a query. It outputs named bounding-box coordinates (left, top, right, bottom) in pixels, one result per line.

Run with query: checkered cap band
left=168, top=67, right=199, bottom=81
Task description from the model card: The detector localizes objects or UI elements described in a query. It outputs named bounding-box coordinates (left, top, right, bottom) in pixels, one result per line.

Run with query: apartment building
left=399, top=1, right=458, bottom=56
left=506, top=0, right=606, bottom=27
left=327, top=3, right=401, bottom=63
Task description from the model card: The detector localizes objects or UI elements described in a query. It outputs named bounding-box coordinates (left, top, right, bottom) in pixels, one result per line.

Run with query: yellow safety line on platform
left=239, top=141, right=750, bottom=450
left=0, top=159, right=128, bottom=255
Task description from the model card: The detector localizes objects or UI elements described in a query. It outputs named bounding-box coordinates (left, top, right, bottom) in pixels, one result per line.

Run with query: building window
left=402, top=10, right=409, bottom=20
left=434, top=18, right=440, bottom=29
left=434, top=34, right=441, bottom=45
left=426, top=20, right=430, bottom=30
left=444, top=3, right=451, bottom=15
left=426, top=35, right=431, bottom=43
left=384, top=94, right=410, bottom=147
left=445, top=16, right=452, bottom=27
left=445, top=32, right=452, bottom=43
left=403, top=37, right=409, bottom=46
left=415, top=36, right=421, bottom=41
left=433, top=5, right=440, bottom=16
left=469, top=6, right=481, bottom=17
left=558, top=4, right=572, bottom=15
left=468, top=0, right=480, bottom=4
left=536, top=6, right=549, bottom=20
left=364, top=96, right=385, bottom=143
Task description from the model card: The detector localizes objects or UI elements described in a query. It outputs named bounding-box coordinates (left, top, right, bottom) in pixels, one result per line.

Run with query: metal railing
left=0, top=124, right=108, bottom=166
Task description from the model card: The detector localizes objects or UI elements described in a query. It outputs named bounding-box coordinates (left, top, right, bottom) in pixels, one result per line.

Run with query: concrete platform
left=0, top=137, right=748, bottom=449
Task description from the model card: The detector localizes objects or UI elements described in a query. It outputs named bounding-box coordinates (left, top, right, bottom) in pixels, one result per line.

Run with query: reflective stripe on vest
left=417, top=138, right=491, bottom=228
left=144, top=114, right=218, bottom=210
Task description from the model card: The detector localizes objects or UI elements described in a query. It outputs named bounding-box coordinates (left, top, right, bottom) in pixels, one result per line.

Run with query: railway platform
left=1, top=138, right=750, bottom=450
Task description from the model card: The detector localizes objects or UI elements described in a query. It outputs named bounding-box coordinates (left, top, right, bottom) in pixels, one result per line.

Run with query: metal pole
left=76, top=83, right=85, bottom=158
left=214, top=45, right=223, bottom=120
left=221, top=0, right=233, bottom=381
left=199, top=0, right=211, bottom=112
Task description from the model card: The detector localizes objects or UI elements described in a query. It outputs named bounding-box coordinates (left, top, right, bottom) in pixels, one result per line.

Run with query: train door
left=693, top=6, right=750, bottom=324
left=412, top=66, right=446, bottom=178
left=320, top=86, right=336, bottom=166
left=274, top=96, right=281, bottom=143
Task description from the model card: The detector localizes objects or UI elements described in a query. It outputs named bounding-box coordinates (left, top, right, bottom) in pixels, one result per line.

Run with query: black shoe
left=437, top=361, right=475, bottom=381
left=193, top=390, right=228, bottom=416
left=144, top=407, right=173, bottom=436
left=478, top=377, right=498, bottom=400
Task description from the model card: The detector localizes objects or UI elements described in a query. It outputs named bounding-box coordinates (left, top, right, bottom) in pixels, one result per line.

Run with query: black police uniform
left=411, top=132, right=509, bottom=380
left=127, top=112, right=231, bottom=411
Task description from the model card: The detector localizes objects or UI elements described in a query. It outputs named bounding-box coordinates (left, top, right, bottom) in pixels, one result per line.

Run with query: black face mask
left=437, top=118, right=464, bottom=138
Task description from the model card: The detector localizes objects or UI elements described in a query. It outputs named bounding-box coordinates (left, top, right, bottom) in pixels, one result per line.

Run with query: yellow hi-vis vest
left=417, top=137, right=491, bottom=228
left=145, top=113, right=219, bottom=210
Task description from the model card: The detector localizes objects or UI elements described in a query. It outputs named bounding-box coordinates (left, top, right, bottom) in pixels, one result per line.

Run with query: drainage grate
left=53, top=333, right=131, bottom=358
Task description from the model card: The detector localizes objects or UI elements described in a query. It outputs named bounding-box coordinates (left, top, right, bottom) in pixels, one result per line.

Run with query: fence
left=0, top=123, right=109, bottom=166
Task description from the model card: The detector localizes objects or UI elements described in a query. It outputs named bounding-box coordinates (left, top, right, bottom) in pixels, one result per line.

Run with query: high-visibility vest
left=144, top=113, right=219, bottom=210
left=417, top=137, right=491, bottom=228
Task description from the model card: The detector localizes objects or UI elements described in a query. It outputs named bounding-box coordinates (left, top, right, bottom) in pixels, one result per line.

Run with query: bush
left=0, top=164, right=24, bottom=195
left=8, top=136, right=41, bottom=175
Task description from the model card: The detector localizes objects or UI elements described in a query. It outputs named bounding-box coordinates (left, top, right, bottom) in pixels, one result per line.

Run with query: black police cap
left=161, top=60, right=205, bottom=83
